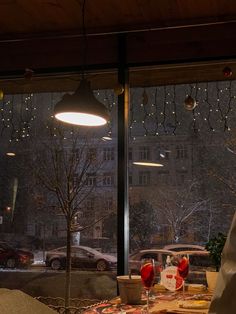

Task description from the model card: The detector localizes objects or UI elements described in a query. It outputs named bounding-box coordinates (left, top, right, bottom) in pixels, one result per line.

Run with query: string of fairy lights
left=129, top=81, right=236, bottom=140
left=0, top=80, right=236, bottom=143
left=0, top=93, right=36, bottom=143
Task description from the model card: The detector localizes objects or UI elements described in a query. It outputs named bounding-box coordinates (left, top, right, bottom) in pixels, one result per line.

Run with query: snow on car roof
left=172, top=250, right=209, bottom=255
left=138, top=249, right=174, bottom=254
left=163, top=244, right=205, bottom=251
left=51, top=245, right=104, bottom=255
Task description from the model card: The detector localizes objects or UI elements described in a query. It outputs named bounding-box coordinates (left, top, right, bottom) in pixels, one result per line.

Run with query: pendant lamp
left=54, top=0, right=109, bottom=126
left=54, top=78, right=109, bottom=126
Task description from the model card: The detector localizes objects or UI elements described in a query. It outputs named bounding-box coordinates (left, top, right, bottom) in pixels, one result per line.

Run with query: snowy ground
left=0, top=269, right=117, bottom=299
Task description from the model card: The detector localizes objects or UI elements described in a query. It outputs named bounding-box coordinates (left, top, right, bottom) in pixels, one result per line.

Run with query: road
left=0, top=264, right=116, bottom=273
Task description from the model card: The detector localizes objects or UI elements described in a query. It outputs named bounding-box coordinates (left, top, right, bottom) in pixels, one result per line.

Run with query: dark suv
left=0, top=242, right=34, bottom=268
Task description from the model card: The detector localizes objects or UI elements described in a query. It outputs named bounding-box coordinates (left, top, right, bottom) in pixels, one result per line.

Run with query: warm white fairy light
left=0, top=82, right=234, bottom=144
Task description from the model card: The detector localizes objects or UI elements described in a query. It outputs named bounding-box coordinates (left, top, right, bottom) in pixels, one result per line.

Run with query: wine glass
left=177, top=255, right=189, bottom=296
left=140, top=258, right=155, bottom=313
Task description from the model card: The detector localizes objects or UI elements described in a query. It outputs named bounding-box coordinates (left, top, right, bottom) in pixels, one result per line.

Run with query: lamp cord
left=81, top=0, right=87, bottom=79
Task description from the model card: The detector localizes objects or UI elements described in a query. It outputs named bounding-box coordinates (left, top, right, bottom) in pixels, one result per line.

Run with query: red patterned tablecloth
left=82, top=292, right=212, bottom=314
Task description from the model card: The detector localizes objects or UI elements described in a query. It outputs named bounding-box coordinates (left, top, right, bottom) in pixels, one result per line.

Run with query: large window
left=0, top=87, right=118, bottom=300
left=129, top=81, right=236, bottom=276
left=1, top=77, right=236, bottom=297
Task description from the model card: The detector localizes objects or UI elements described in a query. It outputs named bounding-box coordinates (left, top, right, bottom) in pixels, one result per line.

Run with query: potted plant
left=205, top=233, right=227, bottom=292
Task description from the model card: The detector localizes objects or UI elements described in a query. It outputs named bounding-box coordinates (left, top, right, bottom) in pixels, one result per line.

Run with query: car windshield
left=171, top=247, right=204, bottom=251
left=129, top=252, right=139, bottom=259
left=80, top=247, right=102, bottom=255
left=52, top=246, right=102, bottom=255
left=54, top=247, right=66, bottom=252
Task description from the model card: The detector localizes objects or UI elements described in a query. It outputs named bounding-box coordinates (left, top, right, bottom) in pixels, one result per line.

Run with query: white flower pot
left=206, top=270, right=218, bottom=293
left=117, top=275, right=142, bottom=304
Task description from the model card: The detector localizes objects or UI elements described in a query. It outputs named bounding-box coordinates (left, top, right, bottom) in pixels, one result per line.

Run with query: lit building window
left=129, top=174, right=133, bottom=185
left=176, top=144, right=188, bottom=159
left=105, top=197, right=113, bottom=212
left=103, top=147, right=114, bottom=161
left=139, top=171, right=150, bottom=185
left=84, top=199, right=95, bottom=219
left=87, top=147, right=97, bottom=162
left=103, top=172, right=114, bottom=186
left=86, top=173, right=97, bottom=186
left=139, top=146, right=150, bottom=160
left=129, top=148, right=133, bottom=161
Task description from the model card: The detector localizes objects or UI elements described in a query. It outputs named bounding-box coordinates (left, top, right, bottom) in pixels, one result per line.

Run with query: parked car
left=175, top=250, right=214, bottom=283
left=129, top=249, right=173, bottom=274
left=129, top=248, right=213, bottom=284
left=45, top=245, right=117, bottom=271
left=163, top=244, right=205, bottom=252
left=0, top=242, right=34, bottom=268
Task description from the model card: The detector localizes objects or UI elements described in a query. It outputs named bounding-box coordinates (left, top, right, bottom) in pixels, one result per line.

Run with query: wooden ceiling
left=0, top=0, right=236, bottom=92
left=0, top=0, right=236, bottom=36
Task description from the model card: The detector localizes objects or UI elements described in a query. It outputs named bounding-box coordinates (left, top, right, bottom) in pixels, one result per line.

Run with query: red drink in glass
left=140, top=258, right=155, bottom=313
left=140, top=262, right=155, bottom=290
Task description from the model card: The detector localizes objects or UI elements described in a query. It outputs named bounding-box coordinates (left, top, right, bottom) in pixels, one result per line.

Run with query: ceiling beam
left=0, top=22, right=236, bottom=92
left=0, top=22, right=236, bottom=72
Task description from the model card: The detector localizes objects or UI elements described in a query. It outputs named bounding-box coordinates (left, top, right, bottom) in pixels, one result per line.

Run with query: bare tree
left=31, top=121, right=104, bottom=310
left=197, top=131, right=236, bottom=237
left=129, top=200, right=158, bottom=251
left=192, top=200, right=222, bottom=242
left=149, top=181, right=208, bottom=243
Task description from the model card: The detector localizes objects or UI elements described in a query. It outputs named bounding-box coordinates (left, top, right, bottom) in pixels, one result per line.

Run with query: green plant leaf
left=205, top=233, right=226, bottom=271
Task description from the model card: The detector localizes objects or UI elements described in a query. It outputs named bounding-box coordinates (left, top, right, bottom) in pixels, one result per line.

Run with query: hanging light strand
left=129, top=90, right=135, bottom=139
left=205, top=82, right=214, bottom=131
left=223, top=80, right=232, bottom=131
left=153, top=87, right=159, bottom=135
left=0, top=81, right=235, bottom=143
left=162, top=86, right=167, bottom=133
left=0, top=95, right=7, bottom=136
left=172, top=85, right=178, bottom=135
left=10, top=95, right=17, bottom=140
left=216, top=81, right=225, bottom=124
left=193, top=83, right=199, bottom=132
left=102, top=90, right=113, bottom=139
left=142, top=88, right=149, bottom=136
